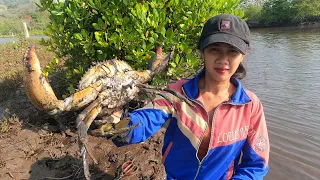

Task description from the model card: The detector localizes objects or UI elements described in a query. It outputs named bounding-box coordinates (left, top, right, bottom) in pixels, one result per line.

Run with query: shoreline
left=0, top=34, right=46, bottom=38
left=248, top=21, right=320, bottom=29
left=0, top=35, right=49, bottom=45
left=0, top=35, right=18, bottom=38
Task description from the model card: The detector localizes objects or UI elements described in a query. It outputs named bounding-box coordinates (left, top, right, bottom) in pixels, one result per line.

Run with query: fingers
left=110, top=110, right=123, bottom=123
left=93, top=110, right=123, bottom=125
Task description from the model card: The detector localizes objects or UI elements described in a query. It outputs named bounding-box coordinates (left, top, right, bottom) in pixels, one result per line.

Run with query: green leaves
left=166, top=28, right=174, bottom=40
left=243, top=0, right=320, bottom=27
left=41, top=0, right=244, bottom=88
left=74, top=33, right=83, bottom=40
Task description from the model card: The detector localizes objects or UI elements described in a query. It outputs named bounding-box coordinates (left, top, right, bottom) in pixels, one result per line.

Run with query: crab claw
left=23, top=45, right=64, bottom=115
left=23, top=46, right=104, bottom=115
left=148, top=46, right=174, bottom=76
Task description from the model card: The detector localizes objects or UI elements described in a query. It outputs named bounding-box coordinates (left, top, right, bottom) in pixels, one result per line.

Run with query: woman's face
left=203, top=43, right=245, bottom=83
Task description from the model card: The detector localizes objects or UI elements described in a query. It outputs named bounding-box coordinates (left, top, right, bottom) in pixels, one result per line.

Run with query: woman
left=114, top=14, right=269, bottom=180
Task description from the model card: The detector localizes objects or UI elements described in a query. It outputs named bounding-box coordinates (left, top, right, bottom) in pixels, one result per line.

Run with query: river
left=245, top=27, right=320, bottom=180
left=0, top=35, right=48, bottom=44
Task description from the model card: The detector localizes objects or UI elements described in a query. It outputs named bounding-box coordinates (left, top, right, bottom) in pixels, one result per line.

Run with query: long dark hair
left=232, top=62, right=246, bottom=79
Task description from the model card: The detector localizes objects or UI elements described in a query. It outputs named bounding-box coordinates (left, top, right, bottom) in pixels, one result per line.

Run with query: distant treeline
left=0, top=0, right=30, bottom=8
left=242, top=0, right=320, bottom=27
left=0, top=0, right=47, bottom=37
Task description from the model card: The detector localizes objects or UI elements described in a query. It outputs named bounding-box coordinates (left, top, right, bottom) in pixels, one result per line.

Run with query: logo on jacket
left=217, top=125, right=249, bottom=144
left=254, top=135, right=268, bottom=152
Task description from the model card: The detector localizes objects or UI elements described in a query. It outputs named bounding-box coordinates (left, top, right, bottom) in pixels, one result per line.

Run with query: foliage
left=0, top=118, right=9, bottom=133
left=0, top=113, right=19, bottom=133
left=243, top=4, right=263, bottom=23
left=39, top=0, right=244, bottom=90
left=240, top=0, right=267, bottom=7
left=0, top=19, right=24, bottom=36
left=294, top=0, right=320, bottom=22
left=261, top=0, right=298, bottom=26
left=0, top=0, right=48, bottom=36
left=0, top=4, right=7, bottom=10
left=0, top=0, right=34, bottom=8
left=242, top=0, right=320, bottom=27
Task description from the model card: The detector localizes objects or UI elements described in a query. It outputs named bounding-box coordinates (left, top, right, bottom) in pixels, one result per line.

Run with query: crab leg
left=137, top=84, right=196, bottom=108
left=81, top=146, right=91, bottom=180
left=77, top=100, right=103, bottom=145
left=64, top=81, right=103, bottom=111
left=76, top=100, right=104, bottom=179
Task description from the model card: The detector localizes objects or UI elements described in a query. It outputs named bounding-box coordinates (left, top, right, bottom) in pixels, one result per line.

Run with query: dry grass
left=0, top=39, right=55, bottom=102
left=0, top=112, right=19, bottom=133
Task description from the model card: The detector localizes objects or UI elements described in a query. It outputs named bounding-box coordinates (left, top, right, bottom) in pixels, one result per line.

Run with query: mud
left=0, top=88, right=166, bottom=180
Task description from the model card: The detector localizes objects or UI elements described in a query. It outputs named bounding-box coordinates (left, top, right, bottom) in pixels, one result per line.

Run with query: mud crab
left=23, top=45, right=194, bottom=179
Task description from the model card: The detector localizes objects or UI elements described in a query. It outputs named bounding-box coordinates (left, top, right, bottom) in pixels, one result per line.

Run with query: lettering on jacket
left=217, top=125, right=249, bottom=144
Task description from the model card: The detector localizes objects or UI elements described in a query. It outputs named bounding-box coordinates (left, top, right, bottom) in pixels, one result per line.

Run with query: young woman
left=114, top=14, right=269, bottom=180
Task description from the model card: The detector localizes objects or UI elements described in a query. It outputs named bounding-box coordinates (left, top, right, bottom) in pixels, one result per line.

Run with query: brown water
left=244, top=27, right=320, bottom=180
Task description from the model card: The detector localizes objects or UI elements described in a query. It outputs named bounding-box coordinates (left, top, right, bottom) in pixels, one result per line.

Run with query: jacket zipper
left=181, top=87, right=210, bottom=180
left=195, top=102, right=229, bottom=180
left=181, top=87, right=252, bottom=179
left=182, top=87, right=233, bottom=180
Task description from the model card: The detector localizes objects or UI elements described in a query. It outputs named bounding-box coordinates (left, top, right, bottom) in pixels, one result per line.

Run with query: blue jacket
left=116, top=70, right=269, bottom=180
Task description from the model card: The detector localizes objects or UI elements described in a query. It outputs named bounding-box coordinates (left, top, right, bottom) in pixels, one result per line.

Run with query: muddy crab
left=23, top=45, right=194, bottom=179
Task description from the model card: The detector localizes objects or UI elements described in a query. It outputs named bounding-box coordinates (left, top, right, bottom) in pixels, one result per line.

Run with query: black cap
left=197, top=14, right=251, bottom=54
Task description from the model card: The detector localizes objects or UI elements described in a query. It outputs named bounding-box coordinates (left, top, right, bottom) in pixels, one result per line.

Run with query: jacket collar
left=182, top=69, right=251, bottom=105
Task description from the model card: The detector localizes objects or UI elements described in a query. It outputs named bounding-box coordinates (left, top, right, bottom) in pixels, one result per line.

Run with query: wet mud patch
left=0, top=117, right=166, bottom=180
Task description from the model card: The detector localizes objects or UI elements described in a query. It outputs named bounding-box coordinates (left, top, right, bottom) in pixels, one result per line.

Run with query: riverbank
left=248, top=21, right=320, bottom=29
left=0, top=35, right=17, bottom=38
left=0, top=35, right=49, bottom=44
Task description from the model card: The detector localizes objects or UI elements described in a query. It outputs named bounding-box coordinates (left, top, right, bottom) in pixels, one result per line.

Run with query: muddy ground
left=0, top=90, right=166, bottom=180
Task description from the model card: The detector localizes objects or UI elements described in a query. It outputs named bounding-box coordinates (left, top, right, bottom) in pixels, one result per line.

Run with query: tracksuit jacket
left=116, top=70, right=269, bottom=180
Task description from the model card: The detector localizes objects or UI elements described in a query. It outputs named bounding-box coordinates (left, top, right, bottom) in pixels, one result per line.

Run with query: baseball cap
left=197, top=14, right=251, bottom=54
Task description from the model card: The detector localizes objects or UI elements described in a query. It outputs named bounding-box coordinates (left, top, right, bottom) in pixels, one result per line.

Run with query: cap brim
left=199, top=33, right=248, bottom=54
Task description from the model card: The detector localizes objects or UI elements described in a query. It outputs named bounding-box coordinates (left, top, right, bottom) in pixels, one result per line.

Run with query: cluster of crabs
left=23, top=45, right=193, bottom=179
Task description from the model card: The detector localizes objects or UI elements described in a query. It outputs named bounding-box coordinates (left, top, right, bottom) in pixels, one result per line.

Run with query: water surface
left=0, top=35, right=49, bottom=44
left=245, top=27, right=320, bottom=180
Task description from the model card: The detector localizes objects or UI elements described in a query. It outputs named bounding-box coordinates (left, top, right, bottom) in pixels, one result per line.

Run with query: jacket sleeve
left=113, top=93, right=175, bottom=146
left=231, top=98, right=270, bottom=180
